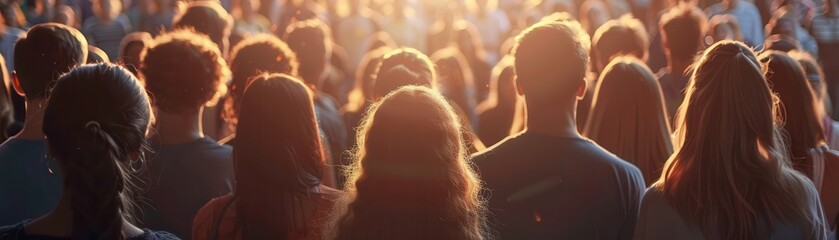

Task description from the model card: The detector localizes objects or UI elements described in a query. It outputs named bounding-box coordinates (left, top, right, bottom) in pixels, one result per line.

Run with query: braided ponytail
left=43, top=63, right=152, bottom=240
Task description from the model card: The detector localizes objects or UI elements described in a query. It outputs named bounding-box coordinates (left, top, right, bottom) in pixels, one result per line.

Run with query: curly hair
left=140, top=29, right=230, bottom=113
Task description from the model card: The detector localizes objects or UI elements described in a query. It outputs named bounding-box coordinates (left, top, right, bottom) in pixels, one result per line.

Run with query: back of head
left=43, top=63, right=151, bottom=240
left=592, top=15, right=649, bottom=71
left=119, top=32, right=152, bottom=75
left=372, top=48, right=436, bottom=99
left=660, top=2, right=707, bottom=62
left=283, top=19, right=331, bottom=88
left=234, top=73, right=324, bottom=239
left=487, top=55, right=516, bottom=105
left=174, top=0, right=233, bottom=53
left=14, top=23, right=88, bottom=99
left=663, top=41, right=822, bottom=239
left=345, top=46, right=391, bottom=112
left=788, top=50, right=826, bottom=103
left=225, top=34, right=299, bottom=125
left=140, top=29, right=230, bottom=114
left=513, top=19, right=590, bottom=107
left=337, top=86, right=485, bottom=240
left=706, top=14, right=744, bottom=45
left=584, top=56, right=672, bottom=183
left=763, top=34, right=801, bottom=53
left=758, top=51, right=824, bottom=176
left=88, top=46, right=110, bottom=63
left=431, top=47, right=477, bottom=115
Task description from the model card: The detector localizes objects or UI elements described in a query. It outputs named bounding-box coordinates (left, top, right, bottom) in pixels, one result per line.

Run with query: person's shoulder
left=0, top=221, right=26, bottom=240
left=0, top=138, right=44, bottom=158
left=470, top=132, right=526, bottom=161
left=137, top=229, right=181, bottom=240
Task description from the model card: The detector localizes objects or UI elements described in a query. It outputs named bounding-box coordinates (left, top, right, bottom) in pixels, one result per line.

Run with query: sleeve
left=620, top=166, right=646, bottom=240
left=633, top=187, right=666, bottom=240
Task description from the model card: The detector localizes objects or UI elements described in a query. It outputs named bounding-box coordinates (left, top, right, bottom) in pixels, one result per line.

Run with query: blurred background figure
left=118, top=31, right=151, bottom=75
left=83, top=0, right=131, bottom=59
left=705, top=0, right=764, bottom=47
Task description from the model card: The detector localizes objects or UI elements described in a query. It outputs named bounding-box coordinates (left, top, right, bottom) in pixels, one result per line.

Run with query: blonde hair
left=584, top=56, right=673, bottom=185
left=331, top=86, right=487, bottom=240
left=661, top=40, right=826, bottom=239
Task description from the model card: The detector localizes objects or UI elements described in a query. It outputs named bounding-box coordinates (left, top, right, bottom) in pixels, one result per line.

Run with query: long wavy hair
left=660, top=41, right=826, bottom=239
left=234, top=73, right=326, bottom=239
left=584, top=56, right=673, bottom=185
left=332, top=86, right=487, bottom=240
left=759, top=51, right=826, bottom=178
left=43, top=63, right=152, bottom=240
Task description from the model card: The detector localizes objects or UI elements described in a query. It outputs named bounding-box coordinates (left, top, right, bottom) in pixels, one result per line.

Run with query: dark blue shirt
left=0, top=220, right=180, bottom=240
left=471, top=132, right=645, bottom=239
left=0, top=138, right=61, bottom=226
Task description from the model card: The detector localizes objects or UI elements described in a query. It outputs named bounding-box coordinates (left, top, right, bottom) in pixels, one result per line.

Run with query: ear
left=12, top=71, right=25, bottom=97
left=514, top=75, right=524, bottom=96
left=575, top=78, right=587, bottom=100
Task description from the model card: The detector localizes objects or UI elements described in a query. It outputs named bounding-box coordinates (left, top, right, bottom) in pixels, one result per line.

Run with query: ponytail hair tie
left=85, top=121, right=101, bottom=131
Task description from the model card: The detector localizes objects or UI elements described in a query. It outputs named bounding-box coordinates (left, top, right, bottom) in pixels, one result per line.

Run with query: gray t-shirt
left=634, top=184, right=828, bottom=239
left=471, top=132, right=646, bottom=239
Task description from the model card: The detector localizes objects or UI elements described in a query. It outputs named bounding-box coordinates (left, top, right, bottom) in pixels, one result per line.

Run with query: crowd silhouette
left=0, top=0, right=838, bottom=239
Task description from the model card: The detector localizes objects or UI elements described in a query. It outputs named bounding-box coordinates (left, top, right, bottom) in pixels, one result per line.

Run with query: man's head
left=13, top=23, right=88, bottom=100
left=513, top=19, right=590, bottom=108
left=174, top=0, right=233, bottom=55
left=283, top=19, right=332, bottom=89
left=140, top=29, right=230, bottom=114
left=591, top=15, right=648, bottom=72
left=660, top=2, right=707, bottom=64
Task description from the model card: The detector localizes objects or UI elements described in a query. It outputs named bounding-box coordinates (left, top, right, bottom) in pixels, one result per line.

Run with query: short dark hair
left=174, top=0, right=233, bottom=52
left=660, top=3, right=707, bottom=62
left=14, top=23, right=87, bottom=99
left=513, top=20, right=590, bottom=103
left=140, top=29, right=230, bottom=113
left=372, top=48, right=436, bottom=99
left=225, top=34, right=299, bottom=124
left=592, top=15, right=648, bottom=71
left=283, top=19, right=331, bottom=88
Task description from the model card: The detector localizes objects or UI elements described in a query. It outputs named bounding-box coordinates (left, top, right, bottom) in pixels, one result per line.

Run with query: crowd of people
left=0, top=0, right=838, bottom=239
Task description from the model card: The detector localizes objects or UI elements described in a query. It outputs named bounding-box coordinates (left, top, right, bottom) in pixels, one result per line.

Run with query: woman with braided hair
left=0, top=63, right=178, bottom=240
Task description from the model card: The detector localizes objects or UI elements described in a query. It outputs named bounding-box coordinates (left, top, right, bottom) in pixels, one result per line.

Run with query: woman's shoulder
left=192, top=195, right=236, bottom=240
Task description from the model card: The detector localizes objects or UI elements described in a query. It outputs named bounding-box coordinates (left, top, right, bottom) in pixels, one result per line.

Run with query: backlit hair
left=140, top=29, right=230, bottom=113
left=333, top=86, right=487, bottom=240
left=661, top=41, right=826, bottom=239
left=14, top=23, right=88, bottom=99
left=224, top=34, right=299, bottom=126
left=705, top=14, right=744, bottom=45
left=584, top=56, right=673, bottom=185
left=592, top=15, right=649, bottom=71
left=659, top=2, right=707, bottom=62
left=759, top=51, right=825, bottom=177
left=371, top=48, right=436, bottom=99
left=234, top=73, right=325, bottom=238
left=44, top=64, right=152, bottom=239
left=513, top=19, right=590, bottom=105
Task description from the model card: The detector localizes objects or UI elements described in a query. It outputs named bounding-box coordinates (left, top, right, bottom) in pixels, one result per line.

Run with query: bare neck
left=154, top=107, right=205, bottom=145
left=523, top=99, right=582, bottom=139
left=13, top=99, right=48, bottom=140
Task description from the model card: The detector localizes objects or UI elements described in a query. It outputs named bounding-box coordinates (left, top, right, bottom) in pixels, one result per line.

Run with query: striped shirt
left=83, top=14, right=133, bottom=60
